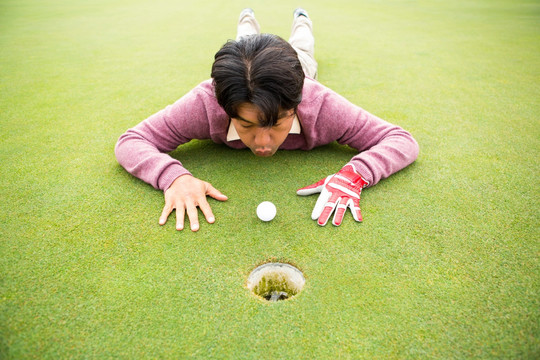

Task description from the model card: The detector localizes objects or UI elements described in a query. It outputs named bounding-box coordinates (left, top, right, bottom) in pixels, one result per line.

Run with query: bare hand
left=159, top=175, right=228, bottom=232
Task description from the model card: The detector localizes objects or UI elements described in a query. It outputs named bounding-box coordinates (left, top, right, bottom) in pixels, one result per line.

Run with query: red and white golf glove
left=297, top=165, right=369, bottom=226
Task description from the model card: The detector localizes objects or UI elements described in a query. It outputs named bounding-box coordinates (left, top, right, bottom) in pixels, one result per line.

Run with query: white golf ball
left=257, top=201, right=277, bottom=222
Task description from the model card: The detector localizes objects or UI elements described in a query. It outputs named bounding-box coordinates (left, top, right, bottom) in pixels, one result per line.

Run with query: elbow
left=114, top=131, right=133, bottom=167
left=114, top=134, right=125, bottom=164
left=392, top=129, right=419, bottom=167
left=114, top=137, right=121, bottom=161
left=408, top=134, right=420, bottom=164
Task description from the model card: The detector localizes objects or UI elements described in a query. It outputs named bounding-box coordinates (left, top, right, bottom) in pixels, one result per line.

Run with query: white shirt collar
left=227, top=115, right=302, bottom=142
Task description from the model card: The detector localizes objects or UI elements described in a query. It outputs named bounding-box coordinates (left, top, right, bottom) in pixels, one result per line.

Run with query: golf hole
left=247, top=263, right=305, bottom=302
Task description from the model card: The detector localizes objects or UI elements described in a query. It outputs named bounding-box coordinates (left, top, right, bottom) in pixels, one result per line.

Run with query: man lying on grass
left=115, top=8, right=419, bottom=232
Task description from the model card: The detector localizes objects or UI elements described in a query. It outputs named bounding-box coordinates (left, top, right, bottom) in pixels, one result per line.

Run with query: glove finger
left=297, top=176, right=329, bottom=196
left=350, top=198, right=363, bottom=222
left=332, top=197, right=349, bottom=226
left=317, top=193, right=340, bottom=226
left=311, top=188, right=331, bottom=220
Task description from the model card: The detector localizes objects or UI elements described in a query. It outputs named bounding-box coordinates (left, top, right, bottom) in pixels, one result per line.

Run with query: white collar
left=227, top=115, right=302, bottom=142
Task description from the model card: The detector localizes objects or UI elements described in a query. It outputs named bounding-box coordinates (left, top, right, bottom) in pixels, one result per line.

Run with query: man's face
left=231, top=102, right=295, bottom=157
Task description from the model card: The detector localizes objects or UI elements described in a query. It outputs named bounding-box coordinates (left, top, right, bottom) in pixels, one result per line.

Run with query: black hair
left=211, top=34, right=304, bottom=127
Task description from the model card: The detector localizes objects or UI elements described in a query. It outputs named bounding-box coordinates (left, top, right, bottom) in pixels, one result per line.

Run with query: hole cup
left=247, top=263, right=305, bottom=302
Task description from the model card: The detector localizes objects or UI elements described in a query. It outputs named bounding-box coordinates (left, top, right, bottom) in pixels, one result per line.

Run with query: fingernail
left=176, top=225, right=183, bottom=231
left=208, top=217, right=215, bottom=223
left=191, top=224, right=199, bottom=231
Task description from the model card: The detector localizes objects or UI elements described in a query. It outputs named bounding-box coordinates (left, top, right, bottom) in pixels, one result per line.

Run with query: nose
left=253, top=128, right=273, bottom=148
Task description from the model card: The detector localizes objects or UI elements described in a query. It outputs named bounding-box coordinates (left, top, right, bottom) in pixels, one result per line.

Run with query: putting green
left=1, top=0, right=538, bottom=358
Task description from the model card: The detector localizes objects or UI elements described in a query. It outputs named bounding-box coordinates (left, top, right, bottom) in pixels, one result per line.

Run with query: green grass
left=1, top=0, right=539, bottom=358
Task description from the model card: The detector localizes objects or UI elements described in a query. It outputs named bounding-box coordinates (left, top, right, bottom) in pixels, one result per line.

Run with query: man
left=115, top=8, right=419, bottom=232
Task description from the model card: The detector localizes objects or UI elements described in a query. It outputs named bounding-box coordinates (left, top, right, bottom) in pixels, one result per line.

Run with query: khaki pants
left=236, top=11, right=318, bottom=80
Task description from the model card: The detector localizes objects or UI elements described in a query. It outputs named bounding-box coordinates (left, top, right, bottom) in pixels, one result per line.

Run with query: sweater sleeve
left=114, top=85, right=214, bottom=191
left=312, top=87, right=419, bottom=186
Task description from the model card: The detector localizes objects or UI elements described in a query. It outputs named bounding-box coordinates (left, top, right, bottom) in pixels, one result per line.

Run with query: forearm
left=332, top=105, right=419, bottom=186
left=306, top=82, right=419, bottom=186
left=114, top=84, right=216, bottom=190
left=115, top=129, right=191, bottom=190
left=346, top=126, right=419, bottom=186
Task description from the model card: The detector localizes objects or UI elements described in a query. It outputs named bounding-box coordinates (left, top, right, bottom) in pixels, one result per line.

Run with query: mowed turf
left=1, top=0, right=539, bottom=358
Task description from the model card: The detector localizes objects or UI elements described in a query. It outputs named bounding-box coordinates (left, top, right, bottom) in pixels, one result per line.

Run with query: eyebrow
left=236, top=116, right=257, bottom=125
left=236, top=111, right=293, bottom=125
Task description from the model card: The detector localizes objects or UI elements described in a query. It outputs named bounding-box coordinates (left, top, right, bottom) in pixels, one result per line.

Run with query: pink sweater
left=115, top=78, right=419, bottom=191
